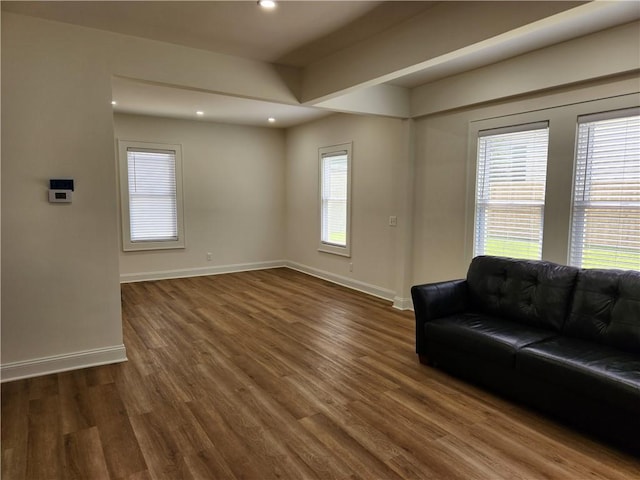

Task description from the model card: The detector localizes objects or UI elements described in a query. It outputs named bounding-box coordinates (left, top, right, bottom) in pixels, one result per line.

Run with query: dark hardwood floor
left=2, top=268, right=639, bottom=479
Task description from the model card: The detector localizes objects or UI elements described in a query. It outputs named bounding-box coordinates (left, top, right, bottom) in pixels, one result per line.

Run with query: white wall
left=114, top=114, right=286, bottom=280
left=285, top=114, right=405, bottom=300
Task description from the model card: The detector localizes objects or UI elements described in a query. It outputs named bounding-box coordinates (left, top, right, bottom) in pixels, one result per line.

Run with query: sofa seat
left=413, top=256, right=640, bottom=453
left=518, top=337, right=640, bottom=414
left=425, top=313, right=557, bottom=366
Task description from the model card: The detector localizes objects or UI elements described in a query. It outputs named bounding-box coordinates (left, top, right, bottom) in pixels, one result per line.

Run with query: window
left=569, top=108, right=640, bottom=270
left=319, top=143, right=352, bottom=257
left=474, top=123, right=549, bottom=260
left=118, top=140, right=185, bottom=251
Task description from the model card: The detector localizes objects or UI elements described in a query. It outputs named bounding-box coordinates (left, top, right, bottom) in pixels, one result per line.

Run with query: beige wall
left=411, top=74, right=640, bottom=288
left=114, top=114, right=286, bottom=279
left=1, top=13, right=124, bottom=372
left=285, top=114, right=405, bottom=298
left=1, top=10, right=638, bottom=380
left=0, top=11, right=295, bottom=379
left=0, top=11, right=294, bottom=378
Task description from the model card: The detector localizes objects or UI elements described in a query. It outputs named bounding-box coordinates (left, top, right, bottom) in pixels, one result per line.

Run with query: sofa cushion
left=564, top=268, right=640, bottom=354
left=466, top=256, right=579, bottom=331
left=517, top=337, right=640, bottom=414
left=425, top=313, right=557, bottom=366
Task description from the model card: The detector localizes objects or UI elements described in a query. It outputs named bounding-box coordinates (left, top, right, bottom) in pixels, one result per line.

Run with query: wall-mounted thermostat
left=49, top=179, right=74, bottom=203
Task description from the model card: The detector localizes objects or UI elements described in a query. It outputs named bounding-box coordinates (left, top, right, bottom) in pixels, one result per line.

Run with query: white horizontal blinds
left=127, top=148, right=178, bottom=242
left=475, top=122, right=549, bottom=260
left=570, top=109, right=640, bottom=270
left=321, top=152, right=348, bottom=246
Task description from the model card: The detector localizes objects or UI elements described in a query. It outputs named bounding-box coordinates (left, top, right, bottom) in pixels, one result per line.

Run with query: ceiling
left=4, top=0, right=436, bottom=126
left=3, top=1, right=638, bottom=127
left=1, top=1, right=435, bottom=66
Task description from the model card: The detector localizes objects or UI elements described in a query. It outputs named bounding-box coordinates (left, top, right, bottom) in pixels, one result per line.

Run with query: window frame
left=473, top=121, right=550, bottom=261
left=465, top=93, right=639, bottom=268
left=568, top=107, right=640, bottom=270
left=118, top=140, right=186, bottom=252
left=318, top=142, right=352, bottom=257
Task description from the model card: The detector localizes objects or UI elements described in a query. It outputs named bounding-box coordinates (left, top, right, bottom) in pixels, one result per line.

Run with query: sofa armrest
left=411, top=280, right=469, bottom=354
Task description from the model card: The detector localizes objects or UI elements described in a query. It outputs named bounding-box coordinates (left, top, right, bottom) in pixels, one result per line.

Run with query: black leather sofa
left=411, top=255, right=640, bottom=453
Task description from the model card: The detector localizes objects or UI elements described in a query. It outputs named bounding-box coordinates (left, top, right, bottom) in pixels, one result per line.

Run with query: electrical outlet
left=389, top=215, right=397, bottom=226
left=206, top=252, right=212, bottom=261
left=349, top=262, right=353, bottom=272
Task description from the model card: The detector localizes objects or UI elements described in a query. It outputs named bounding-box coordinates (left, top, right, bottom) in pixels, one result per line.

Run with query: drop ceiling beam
left=411, top=20, right=640, bottom=117
left=312, top=84, right=410, bottom=118
left=299, top=1, right=584, bottom=104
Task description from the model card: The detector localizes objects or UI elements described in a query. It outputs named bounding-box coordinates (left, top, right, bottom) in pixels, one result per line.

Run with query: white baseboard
left=1, top=344, right=127, bottom=383
left=122, top=259, right=401, bottom=305
left=120, top=260, right=286, bottom=283
left=4, top=262, right=402, bottom=383
left=285, top=261, right=396, bottom=302
left=393, top=296, right=414, bottom=311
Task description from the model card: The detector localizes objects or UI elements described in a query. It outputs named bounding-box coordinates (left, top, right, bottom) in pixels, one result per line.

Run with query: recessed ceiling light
left=268, top=117, right=276, bottom=123
left=111, top=101, right=117, bottom=106
left=196, top=111, right=204, bottom=116
left=258, top=0, right=276, bottom=10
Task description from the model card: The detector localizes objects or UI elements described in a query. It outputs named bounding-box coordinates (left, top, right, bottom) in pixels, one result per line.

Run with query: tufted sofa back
left=467, top=256, right=579, bottom=331
left=564, top=269, right=640, bottom=354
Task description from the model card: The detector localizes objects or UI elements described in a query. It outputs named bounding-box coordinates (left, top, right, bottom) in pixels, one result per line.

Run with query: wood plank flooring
left=2, top=268, right=639, bottom=479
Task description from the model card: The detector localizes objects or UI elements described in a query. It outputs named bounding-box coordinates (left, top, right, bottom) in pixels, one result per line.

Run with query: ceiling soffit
left=4, top=1, right=638, bottom=124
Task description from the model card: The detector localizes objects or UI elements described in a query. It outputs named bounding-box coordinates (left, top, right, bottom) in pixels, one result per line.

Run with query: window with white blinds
left=118, top=141, right=185, bottom=251
left=474, top=123, right=549, bottom=260
left=319, top=143, right=352, bottom=257
left=569, top=108, right=640, bottom=270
